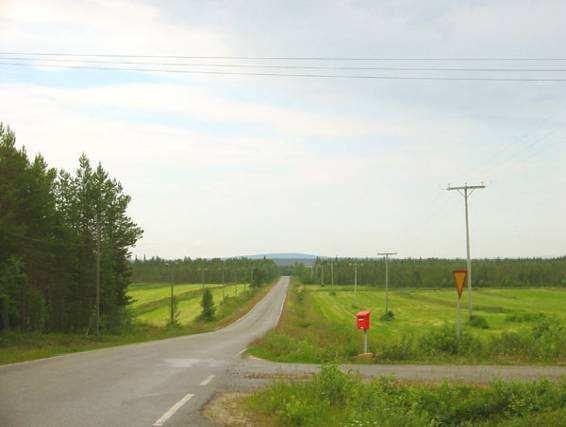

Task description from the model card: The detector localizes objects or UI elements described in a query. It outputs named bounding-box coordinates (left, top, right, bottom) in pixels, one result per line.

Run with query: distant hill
left=246, top=253, right=317, bottom=260
left=245, top=253, right=317, bottom=266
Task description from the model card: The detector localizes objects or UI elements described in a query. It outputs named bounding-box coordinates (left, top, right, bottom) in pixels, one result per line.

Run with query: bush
left=200, top=289, right=215, bottom=321
left=375, top=334, right=416, bottom=361
left=469, top=315, right=490, bottom=329
left=419, top=323, right=481, bottom=357
left=380, top=310, right=395, bottom=321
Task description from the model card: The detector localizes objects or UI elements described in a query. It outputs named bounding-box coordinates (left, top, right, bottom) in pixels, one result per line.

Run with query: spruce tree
left=200, top=289, right=215, bottom=321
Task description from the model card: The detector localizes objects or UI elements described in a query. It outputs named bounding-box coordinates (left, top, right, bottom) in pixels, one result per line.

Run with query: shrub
left=375, top=334, right=416, bottom=361
left=469, top=314, right=490, bottom=329
left=418, top=323, right=481, bottom=357
left=380, top=310, right=395, bottom=321
left=200, top=289, right=215, bottom=321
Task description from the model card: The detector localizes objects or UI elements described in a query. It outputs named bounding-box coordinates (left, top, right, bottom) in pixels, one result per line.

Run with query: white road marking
left=277, top=285, right=288, bottom=320
left=199, top=374, right=215, bottom=386
left=237, top=348, right=247, bottom=355
left=152, top=392, right=194, bottom=426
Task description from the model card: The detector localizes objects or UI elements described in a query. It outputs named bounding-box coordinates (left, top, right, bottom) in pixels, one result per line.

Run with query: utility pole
left=349, top=261, right=358, bottom=295
left=95, top=213, right=101, bottom=338
left=331, top=259, right=334, bottom=288
left=378, top=252, right=397, bottom=314
left=447, top=183, right=485, bottom=317
left=222, top=263, right=226, bottom=301
left=168, top=261, right=175, bottom=325
left=354, top=262, right=358, bottom=295
left=201, top=267, right=206, bottom=290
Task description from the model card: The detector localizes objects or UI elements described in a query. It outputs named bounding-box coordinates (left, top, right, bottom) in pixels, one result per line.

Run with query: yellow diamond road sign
left=453, top=269, right=467, bottom=298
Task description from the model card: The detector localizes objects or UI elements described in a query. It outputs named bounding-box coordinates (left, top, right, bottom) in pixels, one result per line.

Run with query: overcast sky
left=1, top=0, right=565, bottom=259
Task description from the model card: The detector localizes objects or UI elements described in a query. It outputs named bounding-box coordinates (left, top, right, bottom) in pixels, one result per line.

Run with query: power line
left=3, top=62, right=566, bottom=81
left=2, top=52, right=566, bottom=61
left=4, top=57, right=566, bottom=72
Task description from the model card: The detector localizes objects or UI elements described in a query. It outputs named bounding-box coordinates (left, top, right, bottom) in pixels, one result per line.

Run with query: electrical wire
left=4, top=56, right=566, bottom=72
left=3, top=61, right=566, bottom=81
left=2, top=52, right=566, bottom=61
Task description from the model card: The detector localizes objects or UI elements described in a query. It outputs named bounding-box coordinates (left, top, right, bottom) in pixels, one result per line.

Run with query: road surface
left=0, top=276, right=290, bottom=427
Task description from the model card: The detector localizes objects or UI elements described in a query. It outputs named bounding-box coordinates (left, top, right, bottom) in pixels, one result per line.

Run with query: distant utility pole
left=222, top=263, right=226, bottom=300
left=350, top=261, right=358, bottom=295
left=201, top=267, right=206, bottom=290
left=95, top=214, right=101, bottom=338
left=378, top=252, right=397, bottom=314
left=168, top=261, right=175, bottom=325
left=354, top=262, right=358, bottom=295
left=447, top=182, right=486, bottom=317
left=331, top=259, right=334, bottom=288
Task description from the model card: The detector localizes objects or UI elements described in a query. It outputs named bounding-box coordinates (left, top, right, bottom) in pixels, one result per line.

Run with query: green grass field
left=250, top=282, right=566, bottom=365
left=128, top=282, right=249, bottom=326
left=310, top=285, right=566, bottom=339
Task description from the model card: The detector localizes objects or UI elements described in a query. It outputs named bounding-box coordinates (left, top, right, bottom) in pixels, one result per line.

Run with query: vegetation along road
left=250, top=281, right=566, bottom=365
left=0, top=277, right=289, bottom=427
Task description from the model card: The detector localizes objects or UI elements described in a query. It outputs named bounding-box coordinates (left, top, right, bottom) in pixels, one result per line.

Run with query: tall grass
left=247, top=365, right=566, bottom=426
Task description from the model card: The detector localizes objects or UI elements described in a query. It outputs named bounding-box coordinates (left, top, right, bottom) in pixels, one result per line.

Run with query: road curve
left=0, top=276, right=290, bottom=427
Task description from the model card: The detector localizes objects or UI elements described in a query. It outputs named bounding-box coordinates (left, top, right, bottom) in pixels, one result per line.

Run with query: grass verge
left=245, top=364, right=566, bottom=426
left=0, top=280, right=276, bottom=365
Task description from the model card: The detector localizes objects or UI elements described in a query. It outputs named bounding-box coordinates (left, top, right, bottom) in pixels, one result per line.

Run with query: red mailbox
left=356, top=310, right=371, bottom=330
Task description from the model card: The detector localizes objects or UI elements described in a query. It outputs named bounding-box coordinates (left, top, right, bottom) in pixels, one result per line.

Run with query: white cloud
left=1, top=1, right=565, bottom=258
left=0, top=0, right=230, bottom=55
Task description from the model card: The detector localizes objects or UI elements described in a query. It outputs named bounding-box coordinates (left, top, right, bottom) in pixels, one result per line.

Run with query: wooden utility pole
left=447, top=183, right=486, bottom=317
left=96, top=214, right=101, bottom=338
left=378, top=252, right=397, bottom=314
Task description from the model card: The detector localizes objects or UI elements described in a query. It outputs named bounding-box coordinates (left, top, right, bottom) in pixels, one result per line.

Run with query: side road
left=231, top=357, right=566, bottom=384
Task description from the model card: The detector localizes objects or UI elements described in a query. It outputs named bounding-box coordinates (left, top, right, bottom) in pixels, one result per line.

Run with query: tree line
left=0, top=124, right=143, bottom=333
left=130, top=256, right=279, bottom=288
left=294, top=257, right=566, bottom=288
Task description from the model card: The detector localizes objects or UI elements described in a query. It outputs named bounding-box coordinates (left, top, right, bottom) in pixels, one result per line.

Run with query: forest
left=0, top=124, right=143, bottom=333
left=130, top=256, right=279, bottom=287
left=294, top=257, right=566, bottom=288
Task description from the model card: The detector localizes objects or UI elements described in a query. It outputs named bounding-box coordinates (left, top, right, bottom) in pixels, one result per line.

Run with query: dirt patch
left=202, top=392, right=271, bottom=427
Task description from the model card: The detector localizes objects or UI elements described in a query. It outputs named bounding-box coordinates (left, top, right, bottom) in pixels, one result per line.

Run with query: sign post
left=453, top=269, right=467, bottom=338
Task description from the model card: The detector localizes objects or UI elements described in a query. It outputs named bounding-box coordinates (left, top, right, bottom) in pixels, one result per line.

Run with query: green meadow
left=311, top=285, right=566, bottom=338
left=128, top=282, right=249, bottom=326
left=250, top=282, right=566, bottom=365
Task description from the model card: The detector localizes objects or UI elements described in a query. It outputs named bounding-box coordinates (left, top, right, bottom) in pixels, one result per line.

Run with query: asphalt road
left=0, top=276, right=290, bottom=427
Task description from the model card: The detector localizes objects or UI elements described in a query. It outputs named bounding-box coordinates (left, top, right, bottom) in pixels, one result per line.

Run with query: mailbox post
left=356, top=310, right=371, bottom=353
